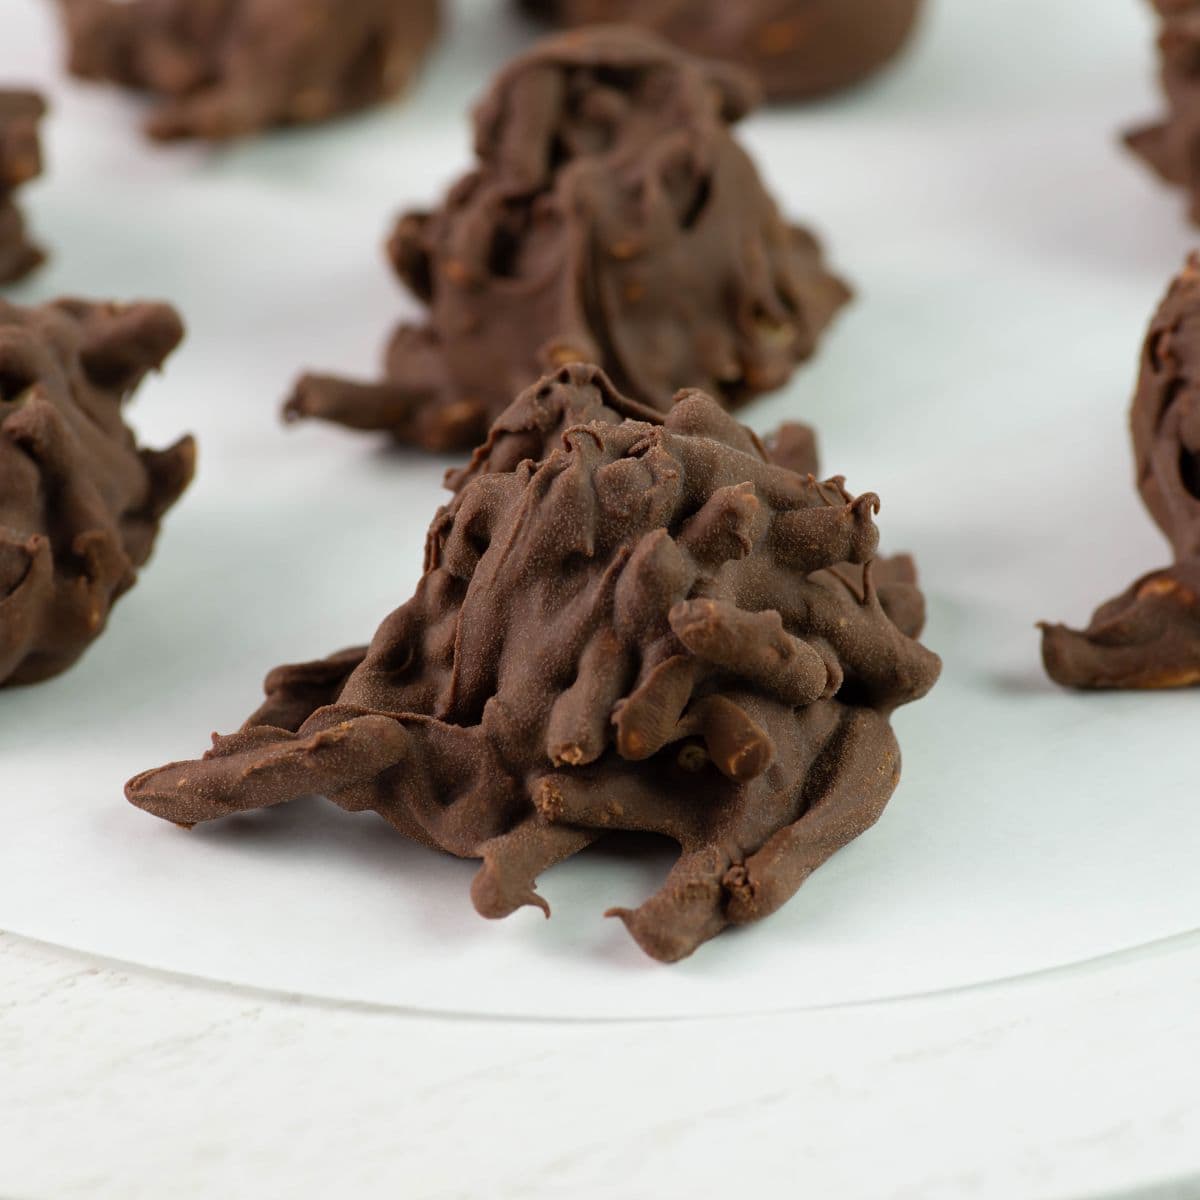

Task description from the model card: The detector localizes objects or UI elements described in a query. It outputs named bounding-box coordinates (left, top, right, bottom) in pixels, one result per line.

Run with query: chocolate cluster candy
left=1042, top=257, right=1200, bottom=689
left=1127, top=0, right=1200, bottom=223
left=286, top=28, right=849, bottom=453
left=0, top=298, right=193, bottom=686
left=519, top=0, right=925, bottom=101
left=55, top=0, right=440, bottom=141
left=0, top=92, right=46, bottom=284
left=129, top=364, right=939, bottom=963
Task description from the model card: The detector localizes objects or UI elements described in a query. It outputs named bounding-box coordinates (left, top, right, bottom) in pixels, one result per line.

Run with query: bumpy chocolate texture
left=0, top=92, right=46, bottom=284
left=1042, top=256, right=1200, bottom=689
left=519, top=0, right=925, bottom=101
left=286, top=28, right=850, bottom=453
left=129, top=364, right=939, bottom=963
left=0, top=298, right=193, bottom=686
left=1127, top=0, right=1200, bottom=223
left=55, top=0, right=439, bottom=140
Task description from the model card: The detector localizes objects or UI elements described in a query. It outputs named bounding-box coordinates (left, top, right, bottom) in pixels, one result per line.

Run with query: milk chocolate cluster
left=129, top=365, right=939, bottom=963
left=1042, top=257, right=1200, bottom=689
left=520, top=0, right=925, bottom=101
left=0, top=92, right=46, bottom=284
left=1127, top=0, right=1200, bottom=223
left=0, top=298, right=193, bottom=686
left=286, top=27, right=849, bottom=452
left=55, top=0, right=440, bottom=141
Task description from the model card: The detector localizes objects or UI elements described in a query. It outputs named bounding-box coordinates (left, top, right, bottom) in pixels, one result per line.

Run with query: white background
left=2, top=0, right=1199, bottom=1194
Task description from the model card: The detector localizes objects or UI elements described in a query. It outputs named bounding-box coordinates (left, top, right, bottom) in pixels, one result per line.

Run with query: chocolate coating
left=129, top=364, right=939, bottom=963
left=0, top=92, right=46, bottom=285
left=0, top=298, right=193, bottom=686
left=519, top=0, right=925, bottom=101
left=1126, top=0, right=1200, bottom=223
left=55, top=0, right=439, bottom=141
left=286, top=27, right=849, bottom=453
left=1042, top=256, right=1200, bottom=689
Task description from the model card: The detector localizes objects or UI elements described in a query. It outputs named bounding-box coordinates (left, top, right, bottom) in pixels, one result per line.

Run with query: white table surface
left=3, top=0, right=1200, bottom=1195
left=2, top=928, right=1199, bottom=1200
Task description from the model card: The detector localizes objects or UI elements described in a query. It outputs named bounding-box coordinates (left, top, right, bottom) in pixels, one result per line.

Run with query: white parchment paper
left=2, top=0, right=1197, bottom=1018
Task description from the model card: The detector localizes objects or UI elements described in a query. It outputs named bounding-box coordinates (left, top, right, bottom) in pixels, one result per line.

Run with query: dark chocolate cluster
left=1042, top=256, right=1200, bottom=688
left=129, top=365, right=939, bottom=963
left=55, top=0, right=440, bottom=140
left=0, top=298, right=193, bottom=686
left=1127, top=0, right=1200, bottom=223
left=286, top=27, right=849, bottom=452
left=0, top=92, right=46, bottom=284
left=520, top=0, right=925, bottom=101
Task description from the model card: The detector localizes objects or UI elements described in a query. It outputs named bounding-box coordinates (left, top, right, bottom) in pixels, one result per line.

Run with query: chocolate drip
left=1043, top=256, right=1200, bottom=689
left=130, top=364, right=939, bottom=963
left=286, top=28, right=849, bottom=453
left=0, top=92, right=46, bottom=284
left=0, top=297, right=192, bottom=686
left=55, top=0, right=439, bottom=140
left=519, top=1, right=925, bottom=102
